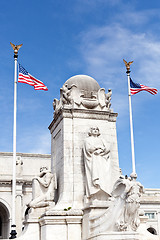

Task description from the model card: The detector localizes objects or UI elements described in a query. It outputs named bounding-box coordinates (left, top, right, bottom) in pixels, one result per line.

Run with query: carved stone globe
left=64, top=74, right=101, bottom=93
left=64, top=75, right=103, bottom=109
left=53, top=74, right=111, bottom=112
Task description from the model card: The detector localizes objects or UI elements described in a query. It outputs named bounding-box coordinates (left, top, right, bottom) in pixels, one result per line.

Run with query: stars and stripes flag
left=130, top=78, right=158, bottom=95
left=18, top=64, right=48, bottom=91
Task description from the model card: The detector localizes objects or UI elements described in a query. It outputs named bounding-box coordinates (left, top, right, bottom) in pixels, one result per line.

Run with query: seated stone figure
left=28, top=166, right=57, bottom=208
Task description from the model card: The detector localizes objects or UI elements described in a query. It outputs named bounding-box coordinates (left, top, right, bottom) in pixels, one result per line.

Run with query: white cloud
left=77, top=8, right=160, bottom=133
left=115, top=8, right=160, bottom=26
left=74, top=0, right=122, bottom=9
left=80, top=23, right=160, bottom=87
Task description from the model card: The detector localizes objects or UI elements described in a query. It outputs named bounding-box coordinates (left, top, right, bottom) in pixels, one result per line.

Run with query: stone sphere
left=64, top=75, right=100, bottom=92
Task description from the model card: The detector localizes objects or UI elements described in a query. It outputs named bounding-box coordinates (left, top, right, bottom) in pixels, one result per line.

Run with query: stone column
left=16, top=181, right=23, bottom=236
left=157, top=211, right=160, bottom=235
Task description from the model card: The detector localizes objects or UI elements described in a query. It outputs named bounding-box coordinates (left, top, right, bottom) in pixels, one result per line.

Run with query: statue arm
left=98, top=138, right=110, bottom=155
left=37, top=173, right=52, bottom=188
left=100, top=147, right=110, bottom=156
left=84, top=137, right=110, bottom=156
left=94, top=148, right=105, bottom=155
left=84, top=136, right=110, bottom=158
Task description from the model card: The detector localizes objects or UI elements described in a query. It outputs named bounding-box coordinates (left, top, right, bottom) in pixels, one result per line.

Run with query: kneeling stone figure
left=28, top=166, right=57, bottom=208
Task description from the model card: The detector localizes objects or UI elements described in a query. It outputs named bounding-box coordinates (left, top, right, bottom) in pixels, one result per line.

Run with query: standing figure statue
left=124, top=173, right=144, bottom=231
left=83, top=126, right=111, bottom=202
left=28, top=166, right=57, bottom=208
left=16, top=157, right=23, bottom=178
left=90, top=174, right=144, bottom=234
left=111, top=173, right=144, bottom=231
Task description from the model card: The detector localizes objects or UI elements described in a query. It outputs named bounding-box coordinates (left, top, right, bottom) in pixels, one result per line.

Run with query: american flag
left=18, top=64, right=48, bottom=91
left=130, top=78, right=157, bottom=95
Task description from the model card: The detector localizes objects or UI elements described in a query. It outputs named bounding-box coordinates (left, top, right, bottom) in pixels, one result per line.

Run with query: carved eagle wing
left=123, top=59, right=133, bottom=68
left=10, top=42, right=23, bottom=53
left=16, top=44, right=23, bottom=50
left=10, top=42, right=15, bottom=50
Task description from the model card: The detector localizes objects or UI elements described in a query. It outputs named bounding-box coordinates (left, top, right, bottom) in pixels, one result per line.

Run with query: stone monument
left=16, top=74, right=159, bottom=240
left=50, top=75, right=120, bottom=210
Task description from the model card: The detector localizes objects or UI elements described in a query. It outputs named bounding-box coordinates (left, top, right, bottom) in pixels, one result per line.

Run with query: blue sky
left=0, top=0, right=160, bottom=188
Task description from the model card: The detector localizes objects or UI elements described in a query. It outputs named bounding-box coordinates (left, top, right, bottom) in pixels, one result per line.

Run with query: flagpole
left=10, top=43, right=22, bottom=239
left=123, top=59, right=136, bottom=175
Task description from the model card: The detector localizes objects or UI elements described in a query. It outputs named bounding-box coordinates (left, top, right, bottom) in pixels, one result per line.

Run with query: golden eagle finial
left=10, top=42, right=23, bottom=55
left=123, top=59, right=133, bottom=71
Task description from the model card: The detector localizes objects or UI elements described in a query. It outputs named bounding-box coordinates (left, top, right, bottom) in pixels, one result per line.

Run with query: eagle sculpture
left=123, top=59, right=133, bottom=71
left=10, top=42, right=23, bottom=55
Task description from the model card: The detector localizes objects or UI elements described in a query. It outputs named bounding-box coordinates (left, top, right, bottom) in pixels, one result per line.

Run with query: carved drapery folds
left=53, top=83, right=112, bottom=115
left=112, top=174, right=144, bottom=231
left=83, top=127, right=111, bottom=202
left=89, top=174, right=144, bottom=234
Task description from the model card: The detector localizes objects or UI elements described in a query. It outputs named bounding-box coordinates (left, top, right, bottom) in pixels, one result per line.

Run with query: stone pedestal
left=19, top=208, right=46, bottom=240
left=20, top=218, right=40, bottom=240
left=39, top=210, right=82, bottom=240
left=83, top=201, right=113, bottom=240
left=49, top=107, right=120, bottom=209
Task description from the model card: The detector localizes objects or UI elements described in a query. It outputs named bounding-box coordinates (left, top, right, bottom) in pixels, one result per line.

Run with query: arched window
left=0, top=202, right=10, bottom=239
left=147, top=227, right=157, bottom=235
left=0, top=216, right=2, bottom=237
left=0, top=217, right=2, bottom=236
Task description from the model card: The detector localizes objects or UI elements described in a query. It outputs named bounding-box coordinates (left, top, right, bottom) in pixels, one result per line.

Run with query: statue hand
left=94, top=149, right=103, bottom=155
left=101, top=149, right=110, bottom=156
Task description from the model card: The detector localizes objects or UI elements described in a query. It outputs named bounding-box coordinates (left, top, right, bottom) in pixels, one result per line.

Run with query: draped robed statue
left=83, top=126, right=111, bottom=202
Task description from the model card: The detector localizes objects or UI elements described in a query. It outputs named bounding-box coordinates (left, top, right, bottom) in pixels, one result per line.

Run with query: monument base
left=13, top=206, right=159, bottom=240
left=82, top=201, right=112, bottom=240
left=83, top=205, right=160, bottom=240
left=87, top=232, right=139, bottom=240
left=39, top=209, right=83, bottom=240
left=87, top=231, right=160, bottom=240
left=20, top=219, right=40, bottom=240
